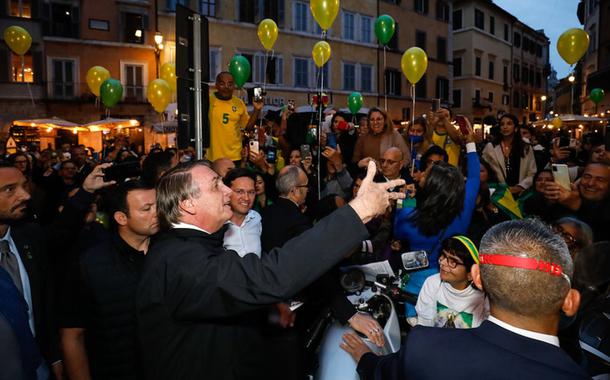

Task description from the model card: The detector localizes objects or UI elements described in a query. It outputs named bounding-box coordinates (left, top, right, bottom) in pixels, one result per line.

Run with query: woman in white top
left=415, top=235, right=488, bottom=329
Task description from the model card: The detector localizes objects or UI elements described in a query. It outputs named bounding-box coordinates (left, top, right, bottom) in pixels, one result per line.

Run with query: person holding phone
left=429, top=106, right=463, bottom=167
left=482, top=113, right=537, bottom=196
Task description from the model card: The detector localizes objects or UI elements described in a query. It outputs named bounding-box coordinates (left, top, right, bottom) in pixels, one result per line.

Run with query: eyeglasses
left=233, top=189, right=256, bottom=197
left=380, top=159, right=399, bottom=165
left=552, top=225, right=579, bottom=248
left=438, top=250, right=465, bottom=269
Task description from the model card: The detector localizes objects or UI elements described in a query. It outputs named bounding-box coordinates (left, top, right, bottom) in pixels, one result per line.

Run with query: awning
left=82, top=118, right=140, bottom=132
left=12, top=117, right=80, bottom=130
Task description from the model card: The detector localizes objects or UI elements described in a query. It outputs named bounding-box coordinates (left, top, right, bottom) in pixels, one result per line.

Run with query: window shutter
left=33, top=51, right=43, bottom=83
left=0, top=48, right=9, bottom=82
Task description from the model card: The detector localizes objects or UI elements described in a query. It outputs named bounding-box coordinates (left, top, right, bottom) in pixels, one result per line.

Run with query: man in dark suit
left=0, top=161, right=112, bottom=379
left=341, top=218, right=589, bottom=380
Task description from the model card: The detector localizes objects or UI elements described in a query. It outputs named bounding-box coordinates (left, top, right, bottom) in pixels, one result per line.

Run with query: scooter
left=314, top=251, right=428, bottom=380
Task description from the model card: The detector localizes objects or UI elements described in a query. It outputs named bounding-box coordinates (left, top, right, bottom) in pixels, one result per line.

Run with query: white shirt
left=172, top=222, right=211, bottom=234
left=488, top=316, right=560, bottom=347
left=223, top=210, right=262, bottom=258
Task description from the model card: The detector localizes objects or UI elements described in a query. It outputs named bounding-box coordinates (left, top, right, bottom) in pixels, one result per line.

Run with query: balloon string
left=317, top=64, right=324, bottom=200
left=410, top=84, right=416, bottom=176
left=383, top=46, right=387, bottom=111
left=22, top=56, right=35, bottom=107
left=262, top=50, right=269, bottom=93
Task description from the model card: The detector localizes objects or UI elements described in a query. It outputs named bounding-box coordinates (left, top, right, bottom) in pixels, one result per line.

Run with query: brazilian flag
left=488, top=183, right=523, bottom=220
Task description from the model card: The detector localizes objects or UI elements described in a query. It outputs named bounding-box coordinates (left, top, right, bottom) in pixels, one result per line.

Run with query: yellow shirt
left=208, top=92, right=250, bottom=161
left=432, top=130, right=461, bottom=167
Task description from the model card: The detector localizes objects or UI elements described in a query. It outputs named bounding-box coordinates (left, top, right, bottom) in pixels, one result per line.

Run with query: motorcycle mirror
left=340, top=269, right=366, bottom=293
left=401, top=250, right=429, bottom=271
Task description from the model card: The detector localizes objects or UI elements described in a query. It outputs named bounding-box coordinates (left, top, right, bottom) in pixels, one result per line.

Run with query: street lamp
left=568, top=74, right=576, bottom=114
left=154, top=32, right=164, bottom=77
left=568, top=75, right=575, bottom=82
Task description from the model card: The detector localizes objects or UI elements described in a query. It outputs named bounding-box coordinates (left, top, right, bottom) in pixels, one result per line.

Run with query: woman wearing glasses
left=415, top=236, right=488, bottom=328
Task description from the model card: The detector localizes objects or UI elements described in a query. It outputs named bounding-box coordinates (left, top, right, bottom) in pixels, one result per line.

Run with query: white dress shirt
left=488, top=315, right=560, bottom=347
left=223, top=210, right=262, bottom=258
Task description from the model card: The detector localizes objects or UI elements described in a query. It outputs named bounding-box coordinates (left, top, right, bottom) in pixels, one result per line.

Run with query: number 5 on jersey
left=222, top=113, right=229, bottom=124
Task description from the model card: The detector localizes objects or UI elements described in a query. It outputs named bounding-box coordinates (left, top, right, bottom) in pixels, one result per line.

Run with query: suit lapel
left=10, top=226, right=37, bottom=282
left=493, top=145, right=507, bottom=180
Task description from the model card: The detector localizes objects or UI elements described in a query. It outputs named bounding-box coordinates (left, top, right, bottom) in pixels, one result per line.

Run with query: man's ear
left=562, top=289, right=581, bottom=318
left=471, top=264, right=483, bottom=291
left=179, top=198, right=196, bottom=215
left=114, top=211, right=128, bottom=227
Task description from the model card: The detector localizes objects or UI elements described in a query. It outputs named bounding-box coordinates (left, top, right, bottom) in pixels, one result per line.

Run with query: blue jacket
left=394, top=149, right=480, bottom=267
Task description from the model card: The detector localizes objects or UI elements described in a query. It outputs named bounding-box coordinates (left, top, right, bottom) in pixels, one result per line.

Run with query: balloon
left=3, top=26, right=32, bottom=55
left=147, top=79, right=172, bottom=113
left=401, top=47, right=428, bottom=84
left=228, top=55, right=251, bottom=88
left=310, top=0, right=340, bottom=31
left=590, top=88, right=605, bottom=105
left=557, top=28, right=589, bottom=65
left=86, top=66, right=111, bottom=97
left=374, top=15, right=395, bottom=45
left=348, top=92, right=364, bottom=114
left=312, top=41, right=331, bottom=68
left=551, top=117, right=562, bottom=128
left=99, top=79, right=123, bottom=108
left=160, top=63, right=177, bottom=94
left=257, top=19, right=279, bottom=51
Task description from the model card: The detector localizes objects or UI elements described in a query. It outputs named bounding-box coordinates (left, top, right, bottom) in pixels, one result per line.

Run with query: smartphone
left=552, top=164, right=571, bottom=191
left=266, top=146, right=277, bottom=164
left=300, top=144, right=311, bottom=160
left=253, top=87, right=263, bottom=102
left=455, top=115, right=469, bottom=135
left=249, top=140, right=259, bottom=155
left=288, top=99, right=295, bottom=111
left=401, top=250, right=429, bottom=271
left=103, top=160, right=141, bottom=183
left=431, top=98, right=441, bottom=112
left=326, top=132, right=337, bottom=149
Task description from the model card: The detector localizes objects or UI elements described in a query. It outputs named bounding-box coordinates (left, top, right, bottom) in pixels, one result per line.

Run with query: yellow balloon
left=312, top=41, right=331, bottom=68
left=86, top=66, right=111, bottom=97
left=401, top=47, right=428, bottom=84
left=147, top=79, right=172, bottom=113
left=557, top=28, right=589, bottom=65
left=310, top=0, right=340, bottom=31
left=160, top=63, right=177, bottom=94
left=3, top=26, right=32, bottom=56
left=257, top=19, right=279, bottom=51
left=551, top=117, right=562, bottom=128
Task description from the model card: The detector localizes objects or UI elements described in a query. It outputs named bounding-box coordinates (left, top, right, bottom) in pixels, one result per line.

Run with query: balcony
left=0, top=82, right=45, bottom=100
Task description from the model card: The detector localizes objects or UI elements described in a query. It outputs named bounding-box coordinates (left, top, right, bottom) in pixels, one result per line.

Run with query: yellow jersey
left=432, top=130, right=461, bottom=167
left=208, top=92, right=250, bottom=161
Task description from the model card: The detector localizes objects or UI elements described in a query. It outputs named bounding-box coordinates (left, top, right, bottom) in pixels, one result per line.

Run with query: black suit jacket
left=357, top=320, right=589, bottom=380
left=260, top=197, right=311, bottom=253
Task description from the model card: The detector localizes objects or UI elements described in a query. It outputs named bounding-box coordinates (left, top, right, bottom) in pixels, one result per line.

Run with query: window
left=437, top=37, right=447, bottom=62
left=514, top=32, right=521, bottom=48
left=11, top=0, right=31, bottom=17
left=415, top=30, right=426, bottom=50
left=474, top=89, right=481, bottom=103
left=343, top=62, right=356, bottom=90
left=239, top=0, right=255, bottom=23
left=503, top=65, right=508, bottom=84
left=316, top=63, right=329, bottom=88
left=436, top=77, right=449, bottom=102
left=504, top=24, right=509, bottom=41
left=121, top=12, right=147, bottom=44
left=89, top=19, right=109, bottom=31
left=453, top=57, right=462, bottom=77
left=388, top=23, right=399, bottom=50
left=254, top=55, right=266, bottom=83
left=536, top=44, right=542, bottom=58
left=453, top=89, right=462, bottom=108
left=589, top=25, right=597, bottom=53
left=522, top=65, right=528, bottom=84
left=415, top=74, right=427, bottom=98
left=209, top=48, right=221, bottom=81
left=488, top=91, right=494, bottom=103
left=51, top=59, right=75, bottom=98
left=200, top=0, right=216, bottom=16
left=11, top=52, right=34, bottom=82
left=512, top=90, right=520, bottom=107
left=475, top=56, right=481, bottom=76
left=474, top=9, right=484, bottom=30
left=523, top=36, right=529, bottom=51
left=513, top=63, right=520, bottom=82
left=361, top=64, right=373, bottom=92
left=502, top=94, right=509, bottom=105
left=453, top=9, right=462, bottom=30
left=488, top=60, right=494, bottom=80
left=436, top=1, right=450, bottom=22
left=360, top=15, right=372, bottom=43
left=385, top=68, right=401, bottom=96
left=44, top=2, right=79, bottom=38
left=414, top=0, right=429, bottom=15
left=535, top=71, right=542, bottom=89
left=529, top=67, right=535, bottom=86
left=124, top=64, right=145, bottom=101
left=267, top=56, right=284, bottom=85
left=166, top=0, right=188, bottom=11
left=489, top=16, right=495, bottom=35
left=241, top=54, right=254, bottom=83
left=294, top=58, right=309, bottom=88
left=343, top=11, right=355, bottom=40
left=294, top=2, right=308, bottom=32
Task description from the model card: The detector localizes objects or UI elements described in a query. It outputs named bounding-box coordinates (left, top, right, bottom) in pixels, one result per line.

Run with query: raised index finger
left=360, top=160, right=378, bottom=188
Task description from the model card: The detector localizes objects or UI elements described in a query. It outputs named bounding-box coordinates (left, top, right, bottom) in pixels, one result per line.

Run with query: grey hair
left=156, top=160, right=211, bottom=230
left=479, top=218, right=573, bottom=317
left=276, top=165, right=301, bottom=196
left=555, top=216, right=594, bottom=251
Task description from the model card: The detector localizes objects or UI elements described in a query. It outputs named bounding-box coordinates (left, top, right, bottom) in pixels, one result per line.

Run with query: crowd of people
left=0, top=70, right=609, bottom=380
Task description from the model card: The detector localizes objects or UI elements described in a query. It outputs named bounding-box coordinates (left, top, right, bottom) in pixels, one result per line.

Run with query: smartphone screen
left=552, top=164, right=571, bottom=191
left=431, top=98, right=440, bottom=112
left=456, top=115, right=469, bottom=135
left=300, top=144, right=311, bottom=160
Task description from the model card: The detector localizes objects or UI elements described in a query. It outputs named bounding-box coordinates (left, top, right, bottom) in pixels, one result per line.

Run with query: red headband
left=478, top=254, right=571, bottom=284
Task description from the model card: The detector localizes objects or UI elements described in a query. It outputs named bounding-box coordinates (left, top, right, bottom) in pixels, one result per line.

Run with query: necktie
left=0, top=240, right=23, bottom=294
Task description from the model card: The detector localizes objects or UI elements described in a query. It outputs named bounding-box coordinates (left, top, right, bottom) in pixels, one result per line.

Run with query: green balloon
left=348, top=92, right=364, bottom=114
left=375, top=15, right=395, bottom=45
left=99, top=78, right=123, bottom=108
left=229, top=55, right=251, bottom=88
left=590, top=88, right=605, bottom=105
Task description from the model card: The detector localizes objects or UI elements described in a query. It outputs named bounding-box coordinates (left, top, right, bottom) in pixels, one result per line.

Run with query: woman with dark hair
left=404, top=117, right=432, bottom=172
left=520, top=169, right=557, bottom=221
left=352, top=107, right=410, bottom=169
left=328, top=112, right=357, bottom=165
left=482, top=113, right=537, bottom=196
left=394, top=120, right=479, bottom=318
left=415, top=235, right=488, bottom=328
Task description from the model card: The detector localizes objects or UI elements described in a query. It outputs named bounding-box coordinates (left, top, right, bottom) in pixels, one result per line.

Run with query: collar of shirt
left=487, top=315, right=559, bottom=347
left=171, top=222, right=211, bottom=234
left=228, top=209, right=259, bottom=228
